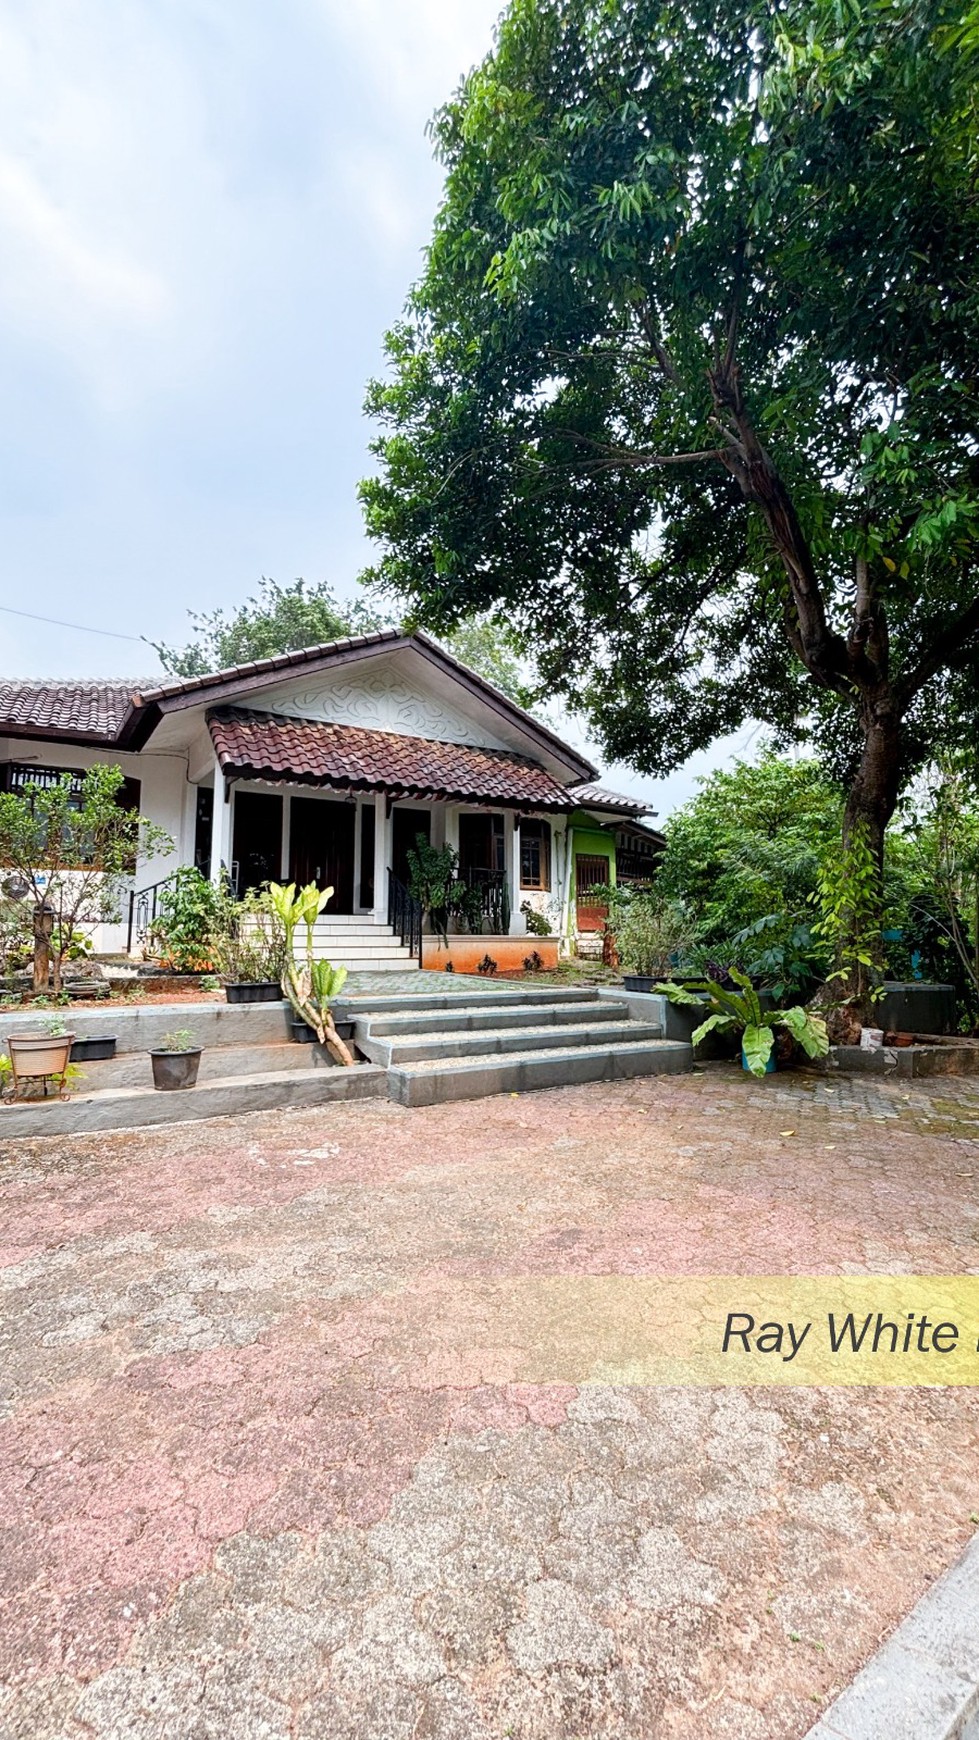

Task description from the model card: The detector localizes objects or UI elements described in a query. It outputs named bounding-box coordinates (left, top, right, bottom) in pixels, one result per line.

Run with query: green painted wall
left=567, top=813, right=616, bottom=937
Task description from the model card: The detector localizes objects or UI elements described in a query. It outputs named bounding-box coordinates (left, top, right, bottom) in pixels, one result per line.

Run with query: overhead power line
left=0, top=603, right=146, bottom=643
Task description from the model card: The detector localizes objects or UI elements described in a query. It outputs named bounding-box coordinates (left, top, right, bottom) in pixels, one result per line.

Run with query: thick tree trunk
left=833, top=704, right=903, bottom=1029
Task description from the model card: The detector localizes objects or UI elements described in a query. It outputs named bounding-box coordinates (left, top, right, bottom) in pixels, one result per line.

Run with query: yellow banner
left=389, top=1277, right=979, bottom=1386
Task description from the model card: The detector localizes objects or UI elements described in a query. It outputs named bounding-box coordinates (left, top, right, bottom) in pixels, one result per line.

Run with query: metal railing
left=461, top=868, right=511, bottom=935
left=126, top=872, right=178, bottom=953
left=387, top=870, right=422, bottom=962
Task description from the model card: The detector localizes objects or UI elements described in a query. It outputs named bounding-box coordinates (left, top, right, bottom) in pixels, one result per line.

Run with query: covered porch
left=196, top=708, right=572, bottom=967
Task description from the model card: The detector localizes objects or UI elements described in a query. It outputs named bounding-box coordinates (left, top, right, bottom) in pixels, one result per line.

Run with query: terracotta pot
left=7, top=1031, right=74, bottom=1079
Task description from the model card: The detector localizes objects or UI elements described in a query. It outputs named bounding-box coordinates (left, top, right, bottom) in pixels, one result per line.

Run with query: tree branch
left=552, top=428, right=725, bottom=469
left=707, top=356, right=850, bottom=694
left=896, top=594, right=979, bottom=710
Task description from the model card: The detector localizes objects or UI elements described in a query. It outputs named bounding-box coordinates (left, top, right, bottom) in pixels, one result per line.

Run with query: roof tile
left=0, top=681, right=137, bottom=740
left=208, top=709, right=573, bottom=810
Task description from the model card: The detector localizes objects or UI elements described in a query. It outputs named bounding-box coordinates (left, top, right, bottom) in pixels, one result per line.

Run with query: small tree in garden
left=0, top=766, right=172, bottom=992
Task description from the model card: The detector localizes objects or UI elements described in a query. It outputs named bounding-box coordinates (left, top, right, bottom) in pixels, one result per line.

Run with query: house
left=0, top=630, right=656, bottom=971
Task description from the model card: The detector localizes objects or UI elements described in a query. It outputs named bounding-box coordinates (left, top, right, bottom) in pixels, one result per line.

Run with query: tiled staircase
left=308, top=915, right=419, bottom=972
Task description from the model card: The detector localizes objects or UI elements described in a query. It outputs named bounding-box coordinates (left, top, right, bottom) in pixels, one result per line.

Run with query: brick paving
left=1, top=1066, right=978, bottom=1739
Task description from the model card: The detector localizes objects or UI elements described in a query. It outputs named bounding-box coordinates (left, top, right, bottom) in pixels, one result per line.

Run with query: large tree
left=362, top=0, right=979, bottom=971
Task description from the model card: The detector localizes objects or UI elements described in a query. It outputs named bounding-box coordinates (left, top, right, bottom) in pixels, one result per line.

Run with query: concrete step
left=362, top=1019, right=664, bottom=1067
left=316, top=943, right=415, bottom=959
left=358, top=997, right=629, bottom=1038
left=0, top=1063, right=388, bottom=1136
left=72, top=1040, right=340, bottom=1091
left=387, top=1040, right=693, bottom=1106
left=311, top=916, right=393, bottom=928
left=337, top=987, right=621, bottom=1018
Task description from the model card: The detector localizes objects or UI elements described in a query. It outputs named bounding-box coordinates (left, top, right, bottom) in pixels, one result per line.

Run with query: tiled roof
left=208, top=709, right=574, bottom=810
left=568, top=781, right=655, bottom=816
left=134, top=630, right=402, bottom=704
left=0, top=681, right=139, bottom=741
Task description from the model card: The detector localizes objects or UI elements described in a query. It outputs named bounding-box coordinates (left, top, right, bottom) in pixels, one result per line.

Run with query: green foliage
left=159, top=1028, right=198, bottom=1053
left=520, top=900, right=552, bottom=937
left=0, top=764, right=172, bottom=991
left=899, top=757, right=979, bottom=1020
left=151, top=578, right=391, bottom=677
left=148, top=868, right=230, bottom=973
left=437, top=617, right=537, bottom=709
left=605, top=885, right=699, bottom=977
left=269, top=881, right=353, bottom=1062
left=151, top=573, right=539, bottom=714
left=363, top=0, right=979, bottom=920
left=658, top=968, right=829, bottom=1075
left=812, top=823, right=883, bottom=1002
left=0, top=898, right=33, bottom=977
left=406, top=838, right=483, bottom=945
left=657, top=755, right=841, bottom=945
left=210, top=885, right=289, bottom=984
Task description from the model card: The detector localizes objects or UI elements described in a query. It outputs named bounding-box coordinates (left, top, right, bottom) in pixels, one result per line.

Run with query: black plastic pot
left=69, top=1035, right=117, bottom=1063
left=622, top=975, right=658, bottom=994
left=149, top=1048, right=202, bottom=1090
left=289, top=1017, right=356, bottom=1044
left=225, top=981, right=282, bottom=1004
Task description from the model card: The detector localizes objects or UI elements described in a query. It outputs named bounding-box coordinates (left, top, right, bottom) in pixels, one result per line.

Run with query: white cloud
left=0, top=151, right=168, bottom=322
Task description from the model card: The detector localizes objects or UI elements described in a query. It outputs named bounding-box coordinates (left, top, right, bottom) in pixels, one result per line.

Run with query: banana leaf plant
left=268, top=881, right=354, bottom=1067
left=655, top=967, right=829, bottom=1077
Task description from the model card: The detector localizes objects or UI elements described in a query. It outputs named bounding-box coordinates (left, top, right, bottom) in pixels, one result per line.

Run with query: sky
left=0, top=0, right=757, bottom=818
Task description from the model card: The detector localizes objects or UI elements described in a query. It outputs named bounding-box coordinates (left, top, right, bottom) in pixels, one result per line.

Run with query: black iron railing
left=387, top=870, right=422, bottom=961
left=126, top=872, right=177, bottom=953
left=461, top=868, right=511, bottom=935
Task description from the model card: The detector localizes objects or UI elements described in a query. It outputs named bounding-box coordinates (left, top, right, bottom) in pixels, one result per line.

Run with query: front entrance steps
left=0, top=984, right=692, bottom=1134
left=341, top=987, right=690, bottom=1105
left=308, top=917, right=419, bottom=971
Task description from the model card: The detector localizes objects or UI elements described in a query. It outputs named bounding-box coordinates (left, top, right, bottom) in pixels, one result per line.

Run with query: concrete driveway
left=2, top=1068, right=978, bottom=1738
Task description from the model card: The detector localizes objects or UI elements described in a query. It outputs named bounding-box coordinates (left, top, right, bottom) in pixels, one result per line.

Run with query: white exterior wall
left=0, top=737, right=191, bottom=954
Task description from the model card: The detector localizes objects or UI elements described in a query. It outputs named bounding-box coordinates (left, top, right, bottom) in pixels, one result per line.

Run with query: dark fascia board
left=0, top=722, right=123, bottom=752
left=124, top=630, right=598, bottom=782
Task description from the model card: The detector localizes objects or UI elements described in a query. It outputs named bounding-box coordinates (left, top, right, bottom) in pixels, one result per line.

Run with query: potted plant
left=5, top=1017, right=75, bottom=1097
left=268, top=882, right=355, bottom=1064
left=656, top=968, right=829, bottom=1076
left=606, top=889, right=700, bottom=993
left=149, top=1028, right=203, bottom=1090
left=211, top=886, right=288, bottom=1003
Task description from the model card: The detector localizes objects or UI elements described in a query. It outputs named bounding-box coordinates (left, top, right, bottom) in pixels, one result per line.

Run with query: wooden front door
left=575, top=852, right=610, bottom=932
left=231, top=792, right=282, bottom=895
left=391, top=808, right=431, bottom=888
left=289, top=797, right=355, bottom=913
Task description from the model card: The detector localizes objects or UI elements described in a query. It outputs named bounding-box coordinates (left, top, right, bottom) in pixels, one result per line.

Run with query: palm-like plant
left=657, top=967, right=829, bottom=1077
left=268, top=881, right=353, bottom=1066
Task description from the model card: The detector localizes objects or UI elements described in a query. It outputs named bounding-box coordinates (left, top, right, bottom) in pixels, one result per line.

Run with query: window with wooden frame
left=519, top=818, right=551, bottom=890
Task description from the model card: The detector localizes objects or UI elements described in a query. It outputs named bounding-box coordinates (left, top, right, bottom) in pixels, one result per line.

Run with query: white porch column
left=507, top=812, right=523, bottom=935
left=209, top=756, right=232, bottom=886
left=372, top=796, right=388, bottom=921
left=280, top=792, right=291, bottom=880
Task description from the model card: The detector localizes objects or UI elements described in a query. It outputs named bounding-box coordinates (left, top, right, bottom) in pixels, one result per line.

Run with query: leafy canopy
left=151, top=575, right=536, bottom=709
left=362, top=0, right=979, bottom=806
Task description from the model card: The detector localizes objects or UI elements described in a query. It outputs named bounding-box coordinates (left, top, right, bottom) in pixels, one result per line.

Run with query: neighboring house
left=0, top=630, right=656, bottom=971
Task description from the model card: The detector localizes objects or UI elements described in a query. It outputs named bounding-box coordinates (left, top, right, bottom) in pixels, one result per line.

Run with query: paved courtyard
left=2, top=1066, right=979, bottom=1739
